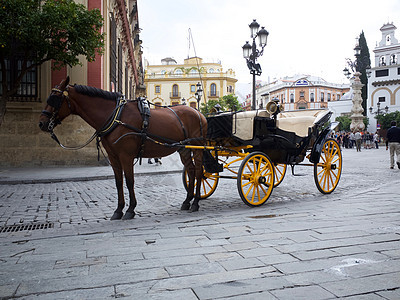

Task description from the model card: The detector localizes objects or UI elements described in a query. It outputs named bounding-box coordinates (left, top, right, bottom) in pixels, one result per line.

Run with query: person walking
left=386, top=120, right=400, bottom=169
left=373, top=131, right=380, bottom=149
left=355, top=131, right=362, bottom=152
left=349, top=132, right=355, bottom=149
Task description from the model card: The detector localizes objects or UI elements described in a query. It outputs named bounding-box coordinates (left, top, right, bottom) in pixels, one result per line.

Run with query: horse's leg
left=121, top=155, right=137, bottom=220
left=190, top=149, right=203, bottom=212
left=108, top=154, right=125, bottom=220
left=179, top=149, right=194, bottom=210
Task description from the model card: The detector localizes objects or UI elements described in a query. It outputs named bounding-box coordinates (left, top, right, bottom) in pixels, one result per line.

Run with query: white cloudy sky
left=138, top=0, right=400, bottom=87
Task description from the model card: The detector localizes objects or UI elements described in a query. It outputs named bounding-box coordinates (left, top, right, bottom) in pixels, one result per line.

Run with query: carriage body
left=205, top=108, right=333, bottom=165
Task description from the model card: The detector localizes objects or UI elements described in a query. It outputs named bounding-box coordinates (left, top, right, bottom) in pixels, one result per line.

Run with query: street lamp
left=343, top=41, right=371, bottom=133
left=242, top=19, right=269, bottom=110
left=195, top=82, right=203, bottom=110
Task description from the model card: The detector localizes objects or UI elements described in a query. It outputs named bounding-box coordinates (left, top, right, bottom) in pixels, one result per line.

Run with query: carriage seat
left=276, top=109, right=330, bottom=137
left=233, top=110, right=270, bottom=140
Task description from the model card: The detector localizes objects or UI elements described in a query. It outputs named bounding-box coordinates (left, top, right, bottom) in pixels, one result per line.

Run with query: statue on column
left=350, top=72, right=365, bottom=133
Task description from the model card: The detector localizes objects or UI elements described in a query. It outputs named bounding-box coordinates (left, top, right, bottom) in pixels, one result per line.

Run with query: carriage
left=183, top=100, right=342, bottom=207
left=40, top=78, right=342, bottom=219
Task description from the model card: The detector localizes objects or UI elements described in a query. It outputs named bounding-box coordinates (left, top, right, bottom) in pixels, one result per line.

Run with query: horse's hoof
left=190, top=204, right=199, bottom=212
left=111, top=211, right=123, bottom=220
left=122, top=211, right=135, bottom=220
left=181, top=202, right=191, bottom=210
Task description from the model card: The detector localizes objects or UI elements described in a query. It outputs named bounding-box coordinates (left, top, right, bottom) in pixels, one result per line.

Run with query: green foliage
left=200, top=94, right=242, bottom=115
left=0, top=0, right=105, bottom=69
left=358, top=31, right=371, bottom=116
left=335, top=115, right=351, bottom=131
left=376, top=111, right=400, bottom=129
left=0, top=0, right=105, bottom=125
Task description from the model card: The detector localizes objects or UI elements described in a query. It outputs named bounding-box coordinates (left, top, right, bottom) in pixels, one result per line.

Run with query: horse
left=39, top=77, right=207, bottom=220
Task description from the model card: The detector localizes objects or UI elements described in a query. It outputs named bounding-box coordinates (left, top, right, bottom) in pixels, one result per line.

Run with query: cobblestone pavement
left=0, top=147, right=399, bottom=299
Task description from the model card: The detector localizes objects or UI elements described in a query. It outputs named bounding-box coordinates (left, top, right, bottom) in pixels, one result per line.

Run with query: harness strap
left=167, top=106, right=188, bottom=139
left=98, top=96, right=127, bottom=137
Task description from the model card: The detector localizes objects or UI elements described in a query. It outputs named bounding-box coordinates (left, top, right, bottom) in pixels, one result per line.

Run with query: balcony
left=208, top=91, right=219, bottom=98
left=169, top=92, right=181, bottom=99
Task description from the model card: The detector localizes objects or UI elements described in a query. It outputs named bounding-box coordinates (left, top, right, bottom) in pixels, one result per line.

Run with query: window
left=172, top=84, right=179, bottom=97
left=299, top=91, right=305, bottom=98
left=380, top=56, right=386, bottom=66
left=174, top=69, right=183, bottom=75
left=321, top=93, right=324, bottom=102
left=110, top=14, right=117, bottom=91
left=310, top=92, right=315, bottom=102
left=290, top=93, right=294, bottom=103
left=155, top=85, right=161, bottom=94
left=328, top=93, right=331, bottom=101
left=0, top=58, right=38, bottom=101
left=208, top=68, right=215, bottom=73
left=376, top=69, right=389, bottom=77
left=378, top=97, right=385, bottom=102
left=171, top=101, right=180, bottom=106
left=190, top=84, right=196, bottom=93
left=210, top=83, right=217, bottom=96
left=390, top=54, right=397, bottom=65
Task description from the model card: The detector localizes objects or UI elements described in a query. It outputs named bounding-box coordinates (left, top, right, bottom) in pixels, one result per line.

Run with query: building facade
left=144, top=57, right=237, bottom=109
left=367, top=22, right=400, bottom=132
left=257, top=75, right=349, bottom=111
left=0, top=0, right=144, bottom=166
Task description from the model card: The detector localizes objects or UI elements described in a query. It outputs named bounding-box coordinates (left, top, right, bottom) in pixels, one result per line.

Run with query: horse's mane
left=73, top=84, right=122, bottom=101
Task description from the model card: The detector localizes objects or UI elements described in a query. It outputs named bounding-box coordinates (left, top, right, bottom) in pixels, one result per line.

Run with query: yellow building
left=144, top=57, right=237, bottom=109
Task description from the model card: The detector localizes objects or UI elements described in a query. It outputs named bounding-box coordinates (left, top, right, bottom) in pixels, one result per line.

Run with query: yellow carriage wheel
left=314, top=138, right=342, bottom=194
left=182, top=166, right=219, bottom=199
left=237, top=152, right=275, bottom=207
left=273, top=163, right=287, bottom=187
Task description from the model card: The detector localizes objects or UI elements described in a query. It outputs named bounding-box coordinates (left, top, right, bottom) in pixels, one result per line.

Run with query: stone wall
left=0, top=102, right=102, bottom=167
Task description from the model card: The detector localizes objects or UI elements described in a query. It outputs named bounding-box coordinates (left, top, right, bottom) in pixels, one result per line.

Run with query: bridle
left=41, top=86, right=72, bottom=132
left=40, top=85, right=99, bottom=150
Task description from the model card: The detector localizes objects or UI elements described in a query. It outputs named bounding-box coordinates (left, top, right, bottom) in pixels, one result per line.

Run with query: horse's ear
left=65, top=76, right=70, bottom=86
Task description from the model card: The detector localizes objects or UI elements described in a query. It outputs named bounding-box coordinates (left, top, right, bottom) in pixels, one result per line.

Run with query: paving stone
left=193, top=276, right=292, bottom=299
left=270, top=285, right=336, bottom=299
left=320, top=273, right=400, bottom=297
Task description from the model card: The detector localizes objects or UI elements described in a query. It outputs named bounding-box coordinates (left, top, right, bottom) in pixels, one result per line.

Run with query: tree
left=199, top=94, right=242, bottom=115
left=376, top=111, right=400, bottom=130
left=0, top=0, right=105, bottom=126
left=357, top=31, right=371, bottom=116
left=335, top=116, right=351, bottom=131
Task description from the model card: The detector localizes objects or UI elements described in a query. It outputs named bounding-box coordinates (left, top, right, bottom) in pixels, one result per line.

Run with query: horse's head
left=39, top=76, right=72, bottom=132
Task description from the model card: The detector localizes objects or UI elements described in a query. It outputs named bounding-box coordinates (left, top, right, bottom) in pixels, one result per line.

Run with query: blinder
left=41, top=87, right=70, bottom=132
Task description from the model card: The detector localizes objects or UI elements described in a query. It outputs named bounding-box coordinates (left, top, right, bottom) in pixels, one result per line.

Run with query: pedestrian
left=355, top=131, right=362, bottom=152
left=373, top=131, right=380, bottom=149
left=386, top=120, right=400, bottom=169
left=349, top=132, right=355, bottom=148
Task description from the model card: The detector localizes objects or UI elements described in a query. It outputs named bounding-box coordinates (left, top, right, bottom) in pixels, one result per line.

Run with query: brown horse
left=39, top=77, right=207, bottom=220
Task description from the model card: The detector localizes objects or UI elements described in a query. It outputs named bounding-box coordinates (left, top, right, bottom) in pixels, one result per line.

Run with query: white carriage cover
left=232, top=109, right=330, bottom=141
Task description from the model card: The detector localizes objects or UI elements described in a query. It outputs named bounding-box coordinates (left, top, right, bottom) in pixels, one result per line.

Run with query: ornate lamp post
left=195, top=82, right=203, bottom=110
left=242, top=19, right=269, bottom=110
left=343, top=43, right=370, bottom=133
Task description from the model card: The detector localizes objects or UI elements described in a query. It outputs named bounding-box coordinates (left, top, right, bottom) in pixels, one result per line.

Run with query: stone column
left=350, top=72, right=365, bottom=133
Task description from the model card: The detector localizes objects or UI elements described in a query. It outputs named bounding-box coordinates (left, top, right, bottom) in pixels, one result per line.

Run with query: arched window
left=210, top=83, right=217, bottom=96
left=172, top=84, right=179, bottom=97
left=208, top=68, right=215, bottom=73
left=390, top=54, right=397, bottom=65
left=290, top=93, right=294, bottom=103
left=174, top=69, right=183, bottom=75
left=310, top=92, right=315, bottom=102
left=380, top=56, right=386, bottom=66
